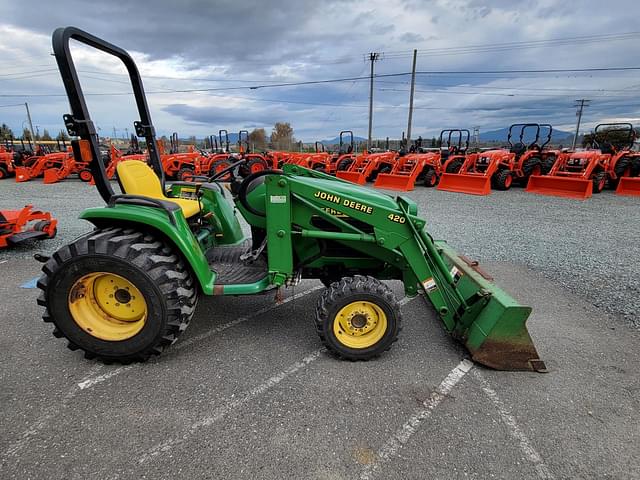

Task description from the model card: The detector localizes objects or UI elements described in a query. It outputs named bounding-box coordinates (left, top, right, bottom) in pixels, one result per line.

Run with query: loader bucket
left=43, top=169, right=62, bottom=184
left=615, top=177, right=640, bottom=196
left=14, top=166, right=31, bottom=183
left=373, top=173, right=415, bottom=191
left=526, top=175, right=592, bottom=200
left=437, top=173, right=492, bottom=195
left=336, top=171, right=366, bottom=184
left=437, top=241, right=546, bottom=372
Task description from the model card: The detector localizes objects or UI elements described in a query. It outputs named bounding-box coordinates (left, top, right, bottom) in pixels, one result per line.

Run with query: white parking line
left=138, top=348, right=326, bottom=464
left=4, top=285, right=325, bottom=459
left=78, top=285, right=325, bottom=390
left=473, top=370, right=555, bottom=480
left=359, top=359, right=474, bottom=480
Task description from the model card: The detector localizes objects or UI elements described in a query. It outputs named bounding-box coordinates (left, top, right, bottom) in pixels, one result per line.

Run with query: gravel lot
left=1, top=175, right=639, bottom=479
left=1, top=177, right=638, bottom=327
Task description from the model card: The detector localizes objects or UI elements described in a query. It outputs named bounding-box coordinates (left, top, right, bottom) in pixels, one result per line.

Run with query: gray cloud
left=1, top=0, right=639, bottom=140
left=399, top=32, right=425, bottom=43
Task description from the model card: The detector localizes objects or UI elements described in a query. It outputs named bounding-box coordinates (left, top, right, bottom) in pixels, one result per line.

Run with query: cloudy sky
left=1, top=0, right=639, bottom=142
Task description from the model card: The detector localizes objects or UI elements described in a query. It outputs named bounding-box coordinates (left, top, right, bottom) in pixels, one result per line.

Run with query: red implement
left=438, top=172, right=493, bottom=195
left=526, top=175, right=592, bottom=200
left=615, top=176, right=640, bottom=196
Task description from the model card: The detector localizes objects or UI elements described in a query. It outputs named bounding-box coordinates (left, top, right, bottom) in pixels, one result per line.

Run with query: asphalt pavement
left=0, top=178, right=639, bottom=479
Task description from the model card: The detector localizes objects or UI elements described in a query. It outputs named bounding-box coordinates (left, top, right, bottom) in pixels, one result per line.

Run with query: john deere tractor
left=38, top=27, right=546, bottom=372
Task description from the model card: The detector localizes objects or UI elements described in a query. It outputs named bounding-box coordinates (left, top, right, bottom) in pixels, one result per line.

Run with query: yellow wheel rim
left=68, top=272, right=147, bottom=341
left=332, top=300, right=388, bottom=349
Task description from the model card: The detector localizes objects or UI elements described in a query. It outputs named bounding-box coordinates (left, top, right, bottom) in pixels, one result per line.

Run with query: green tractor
left=38, top=27, right=546, bottom=372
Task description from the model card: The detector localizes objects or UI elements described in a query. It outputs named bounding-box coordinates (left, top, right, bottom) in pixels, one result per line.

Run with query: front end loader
left=375, top=129, right=470, bottom=191
left=438, top=123, right=547, bottom=195
left=39, top=27, right=546, bottom=373
left=527, top=123, right=635, bottom=199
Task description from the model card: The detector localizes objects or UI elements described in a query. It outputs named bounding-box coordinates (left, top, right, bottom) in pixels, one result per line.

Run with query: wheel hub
left=333, top=301, right=388, bottom=349
left=68, top=272, right=147, bottom=341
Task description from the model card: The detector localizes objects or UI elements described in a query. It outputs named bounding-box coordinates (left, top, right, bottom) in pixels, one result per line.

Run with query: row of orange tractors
left=2, top=123, right=639, bottom=199
left=432, top=123, right=640, bottom=199
left=338, top=122, right=640, bottom=200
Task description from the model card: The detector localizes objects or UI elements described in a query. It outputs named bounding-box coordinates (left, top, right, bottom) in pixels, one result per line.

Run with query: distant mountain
left=480, top=127, right=572, bottom=143
left=320, top=135, right=367, bottom=145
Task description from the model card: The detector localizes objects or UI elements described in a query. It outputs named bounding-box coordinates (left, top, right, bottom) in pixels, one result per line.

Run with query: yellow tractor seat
left=116, top=161, right=200, bottom=218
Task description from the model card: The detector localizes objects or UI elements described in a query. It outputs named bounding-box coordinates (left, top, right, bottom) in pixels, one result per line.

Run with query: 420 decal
left=387, top=213, right=406, bottom=224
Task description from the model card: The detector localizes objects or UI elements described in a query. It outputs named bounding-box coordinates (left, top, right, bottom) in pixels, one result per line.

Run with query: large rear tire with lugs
left=315, top=275, right=401, bottom=360
left=37, top=227, right=198, bottom=363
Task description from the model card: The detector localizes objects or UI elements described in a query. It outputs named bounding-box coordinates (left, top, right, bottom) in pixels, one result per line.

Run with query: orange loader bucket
left=336, top=171, right=366, bottom=184
left=43, top=168, right=62, bottom=184
left=14, top=166, right=31, bottom=183
left=373, top=173, right=415, bottom=191
left=437, top=173, right=492, bottom=195
left=615, top=177, right=640, bottom=196
left=526, top=175, right=592, bottom=200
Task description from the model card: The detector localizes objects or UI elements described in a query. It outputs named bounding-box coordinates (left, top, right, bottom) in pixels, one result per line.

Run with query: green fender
left=80, top=204, right=216, bottom=294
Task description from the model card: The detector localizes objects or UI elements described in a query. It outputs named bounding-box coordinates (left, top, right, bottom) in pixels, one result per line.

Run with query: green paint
left=75, top=165, right=542, bottom=370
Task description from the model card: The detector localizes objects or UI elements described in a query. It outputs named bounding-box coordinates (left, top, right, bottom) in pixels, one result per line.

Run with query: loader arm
left=241, top=164, right=546, bottom=371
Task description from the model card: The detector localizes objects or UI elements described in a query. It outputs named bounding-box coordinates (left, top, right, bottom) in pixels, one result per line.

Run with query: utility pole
left=24, top=102, right=36, bottom=144
left=406, top=49, right=418, bottom=147
left=572, top=99, right=590, bottom=150
left=367, top=52, right=381, bottom=151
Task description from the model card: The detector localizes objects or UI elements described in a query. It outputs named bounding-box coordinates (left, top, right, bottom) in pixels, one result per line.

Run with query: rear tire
left=609, top=156, right=631, bottom=189
left=240, top=158, right=267, bottom=177
left=541, top=155, right=557, bottom=175
left=336, top=158, right=353, bottom=171
left=493, top=169, right=513, bottom=190
left=210, top=159, right=233, bottom=180
left=0, top=166, right=7, bottom=179
left=37, top=227, right=198, bottom=363
left=177, top=167, right=195, bottom=182
left=520, top=156, right=542, bottom=185
left=592, top=171, right=606, bottom=194
left=423, top=169, right=438, bottom=187
left=315, top=276, right=401, bottom=360
left=445, top=158, right=464, bottom=174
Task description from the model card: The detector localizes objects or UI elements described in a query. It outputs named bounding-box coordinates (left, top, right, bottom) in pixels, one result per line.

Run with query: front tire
left=592, top=171, right=606, bottom=194
left=315, top=276, right=401, bottom=360
left=493, top=169, right=513, bottom=190
left=423, top=168, right=438, bottom=187
left=37, top=227, right=198, bottom=363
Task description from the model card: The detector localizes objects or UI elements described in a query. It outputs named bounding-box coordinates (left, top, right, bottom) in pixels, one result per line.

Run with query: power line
left=3, top=66, right=640, bottom=98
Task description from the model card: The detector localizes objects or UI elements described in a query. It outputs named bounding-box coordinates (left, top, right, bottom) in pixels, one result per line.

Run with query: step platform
left=206, top=240, right=268, bottom=285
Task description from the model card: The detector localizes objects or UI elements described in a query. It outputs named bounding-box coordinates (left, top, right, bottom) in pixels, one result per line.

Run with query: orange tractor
left=0, top=205, right=57, bottom=248
left=328, top=131, right=357, bottom=174
left=236, top=130, right=271, bottom=175
left=198, top=131, right=234, bottom=178
left=43, top=139, right=93, bottom=184
left=438, top=123, right=548, bottom=195
left=0, top=139, right=22, bottom=179
left=375, top=129, right=470, bottom=191
left=528, top=123, right=639, bottom=199
left=336, top=150, right=397, bottom=184
left=160, top=132, right=204, bottom=181
left=15, top=143, right=74, bottom=183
